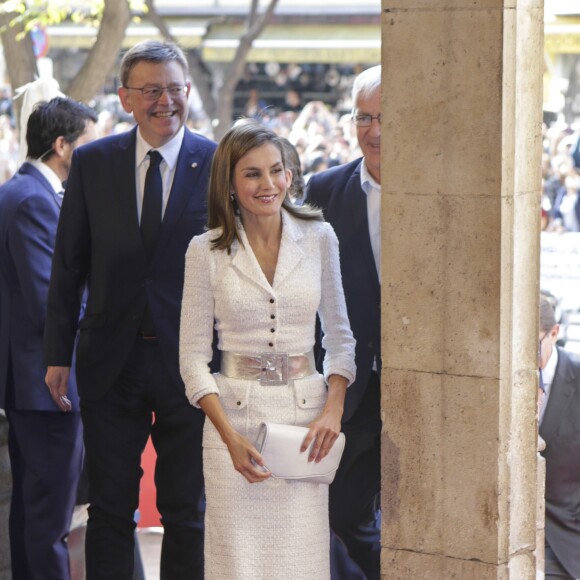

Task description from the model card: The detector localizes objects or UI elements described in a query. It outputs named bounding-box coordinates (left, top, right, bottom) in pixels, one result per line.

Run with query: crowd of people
left=0, top=39, right=381, bottom=580
left=541, top=120, right=580, bottom=231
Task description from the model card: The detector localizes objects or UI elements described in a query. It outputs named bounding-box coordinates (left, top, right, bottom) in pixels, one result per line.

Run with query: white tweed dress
left=180, top=209, right=356, bottom=580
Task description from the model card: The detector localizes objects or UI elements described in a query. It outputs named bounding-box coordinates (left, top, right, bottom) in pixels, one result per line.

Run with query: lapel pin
left=191, top=162, right=198, bottom=169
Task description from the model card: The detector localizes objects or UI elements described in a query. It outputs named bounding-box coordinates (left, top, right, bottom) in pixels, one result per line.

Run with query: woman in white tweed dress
left=179, top=119, right=356, bottom=579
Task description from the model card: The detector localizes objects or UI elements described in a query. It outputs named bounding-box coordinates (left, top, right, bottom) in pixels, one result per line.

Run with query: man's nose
left=157, top=88, right=172, bottom=104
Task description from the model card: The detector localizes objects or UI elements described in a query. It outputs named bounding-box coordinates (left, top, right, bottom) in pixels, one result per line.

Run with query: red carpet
left=138, top=436, right=161, bottom=527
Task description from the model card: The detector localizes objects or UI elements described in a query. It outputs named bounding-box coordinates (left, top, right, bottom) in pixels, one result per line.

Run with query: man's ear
left=52, top=136, right=67, bottom=158
left=118, top=86, right=132, bottom=114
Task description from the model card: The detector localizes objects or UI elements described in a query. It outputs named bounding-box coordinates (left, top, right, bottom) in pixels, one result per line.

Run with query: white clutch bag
left=255, top=422, right=346, bottom=485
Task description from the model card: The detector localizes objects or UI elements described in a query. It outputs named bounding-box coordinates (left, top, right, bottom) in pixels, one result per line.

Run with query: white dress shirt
left=28, top=158, right=64, bottom=198
left=540, top=344, right=558, bottom=425
left=360, top=160, right=381, bottom=278
left=135, top=126, right=184, bottom=223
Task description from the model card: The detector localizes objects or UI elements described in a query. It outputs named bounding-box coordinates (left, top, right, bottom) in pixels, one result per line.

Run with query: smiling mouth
left=256, top=194, right=278, bottom=202
left=153, top=111, right=176, bottom=118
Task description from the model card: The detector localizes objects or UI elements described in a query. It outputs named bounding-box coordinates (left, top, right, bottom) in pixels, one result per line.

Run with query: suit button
left=131, top=314, right=139, bottom=321
left=145, top=279, right=153, bottom=285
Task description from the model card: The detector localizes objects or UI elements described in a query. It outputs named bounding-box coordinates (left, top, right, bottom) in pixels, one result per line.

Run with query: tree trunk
left=213, top=0, right=279, bottom=142
left=0, top=2, right=38, bottom=127
left=66, top=0, right=130, bottom=102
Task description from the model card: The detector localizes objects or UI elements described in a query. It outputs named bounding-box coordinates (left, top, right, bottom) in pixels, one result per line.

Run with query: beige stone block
left=514, top=8, right=544, bottom=196
left=510, top=191, right=541, bottom=368
left=508, top=370, right=540, bottom=555
left=382, top=193, right=500, bottom=377
left=382, top=370, right=501, bottom=561
left=381, top=10, right=502, bottom=196
left=381, top=548, right=508, bottom=579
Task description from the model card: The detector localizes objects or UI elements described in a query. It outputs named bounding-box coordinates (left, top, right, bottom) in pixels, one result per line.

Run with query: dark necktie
left=139, top=150, right=162, bottom=337
left=141, top=150, right=163, bottom=261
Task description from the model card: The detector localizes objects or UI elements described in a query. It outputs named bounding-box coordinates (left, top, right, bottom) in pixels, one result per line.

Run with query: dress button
left=270, top=328, right=275, bottom=333
left=236, top=401, right=241, bottom=406
left=269, top=298, right=275, bottom=304
left=270, top=314, right=275, bottom=319
left=268, top=342, right=274, bottom=347
left=301, top=399, right=306, bottom=404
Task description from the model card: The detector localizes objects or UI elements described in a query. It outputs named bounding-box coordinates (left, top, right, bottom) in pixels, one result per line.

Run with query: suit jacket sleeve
left=44, top=149, right=91, bottom=366
left=9, top=195, right=56, bottom=331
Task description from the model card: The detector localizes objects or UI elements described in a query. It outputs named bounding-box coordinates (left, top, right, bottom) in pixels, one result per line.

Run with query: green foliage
left=0, top=0, right=145, bottom=38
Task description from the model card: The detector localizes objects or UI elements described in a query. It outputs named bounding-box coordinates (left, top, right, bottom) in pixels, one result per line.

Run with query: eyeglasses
left=124, top=85, right=188, bottom=101
left=538, top=331, right=550, bottom=365
left=352, top=114, right=381, bottom=127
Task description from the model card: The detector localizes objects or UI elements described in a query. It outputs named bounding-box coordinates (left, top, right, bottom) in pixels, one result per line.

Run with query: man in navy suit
left=539, top=294, right=580, bottom=579
left=44, top=40, right=217, bottom=579
left=0, top=96, right=97, bottom=579
left=306, top=65, right=382, bottom=580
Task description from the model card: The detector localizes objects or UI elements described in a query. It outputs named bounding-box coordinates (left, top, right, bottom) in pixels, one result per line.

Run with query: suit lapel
left=231, top=231, right=272, bottom=294
left=154, top=130, right=209, bottom=261
left=345, top=165, right=380, bottom=292
left=231, top=210, right=304, bottom=294
left=111, top=129, right=142, bottom=247
left=540, top=347, right=576, bottom=441
left=273, top=210, right=304, bottom=288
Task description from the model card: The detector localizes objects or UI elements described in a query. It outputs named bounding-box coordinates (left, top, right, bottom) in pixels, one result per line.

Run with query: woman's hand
left=225, top=431, right=272, bottom=484
left=198, top=393, right=271, bottom=484
left=301, top=373, right=348, bottom=463
left=301, top=406, right=343, bottom=463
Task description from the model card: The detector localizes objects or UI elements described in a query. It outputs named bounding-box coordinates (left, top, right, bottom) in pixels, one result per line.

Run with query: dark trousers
left=545, top=543, right=576, bottom=579
left=80, top=340, right=205, bottom=580
left=330, top=371, right=381, bottom=580
left=6, top=408, right=83, bottom=580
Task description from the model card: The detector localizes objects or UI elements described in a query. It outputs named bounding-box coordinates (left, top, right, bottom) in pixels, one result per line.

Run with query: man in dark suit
left=44, top=40, right=216, bottom=579
left=539, top=294, right=580, bottom=579
left=305, top=65, right=382, bottom=580
left=0, top=96, right=97, bottom=579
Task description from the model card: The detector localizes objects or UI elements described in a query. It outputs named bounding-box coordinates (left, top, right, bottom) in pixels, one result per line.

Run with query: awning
left=45, top=21, right=380, bottom=64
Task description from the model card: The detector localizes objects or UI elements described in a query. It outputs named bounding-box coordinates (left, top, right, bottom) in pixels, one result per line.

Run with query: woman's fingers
left=304, top=428, right=339, bottom=462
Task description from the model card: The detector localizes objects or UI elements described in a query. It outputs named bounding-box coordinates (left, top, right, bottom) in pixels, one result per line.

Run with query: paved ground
left=137, top=528, right=163, bottom=580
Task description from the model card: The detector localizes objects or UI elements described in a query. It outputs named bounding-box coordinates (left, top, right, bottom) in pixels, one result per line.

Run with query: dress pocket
left=294, top=374, right=327, bottom=425
left=203, top=376, right=250, bottom=449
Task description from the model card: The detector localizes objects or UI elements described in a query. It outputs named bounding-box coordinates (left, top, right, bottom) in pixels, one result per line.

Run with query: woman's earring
left=230, top=192, right=235, bottom=202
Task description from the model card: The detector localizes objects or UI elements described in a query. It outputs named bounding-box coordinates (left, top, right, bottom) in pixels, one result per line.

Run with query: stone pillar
left=380, top=0, right=543, bottom=578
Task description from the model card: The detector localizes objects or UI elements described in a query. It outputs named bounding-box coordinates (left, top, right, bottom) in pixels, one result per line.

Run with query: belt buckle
left=260, top=353, right=288, bottom=386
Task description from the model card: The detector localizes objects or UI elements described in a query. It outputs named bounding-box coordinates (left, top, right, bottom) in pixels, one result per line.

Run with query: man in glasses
left=44, top=40, right=216, bottom=579
left=538, top=294, right=580, bottom=580
left=305, top=65, right=382, bottom=580
left=0, top=96, right=97, bottom=579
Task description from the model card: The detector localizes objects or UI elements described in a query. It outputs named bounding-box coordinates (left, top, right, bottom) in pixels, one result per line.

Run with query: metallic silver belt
left=220, top=350, right=316, bottom=386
